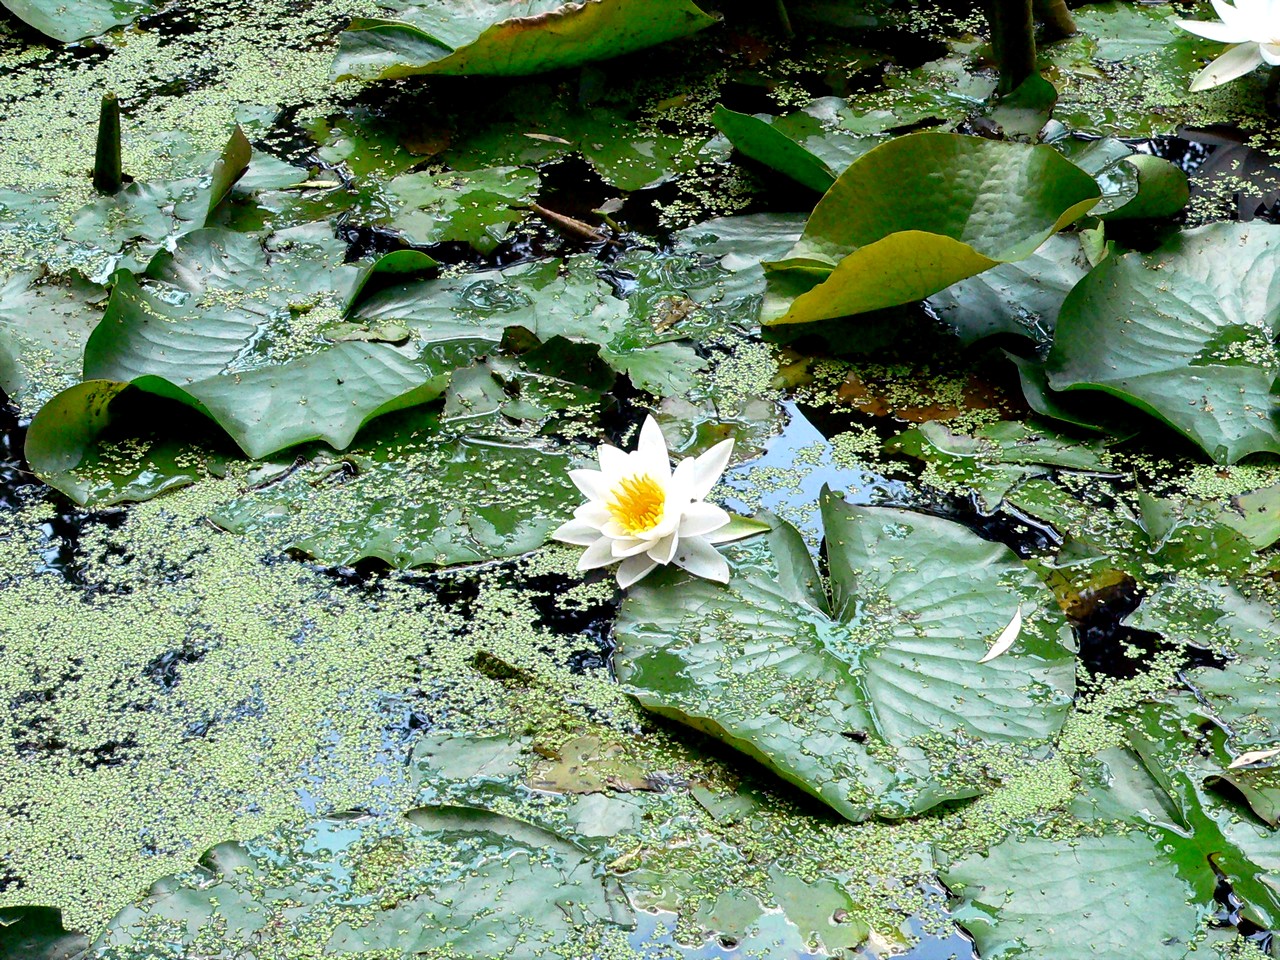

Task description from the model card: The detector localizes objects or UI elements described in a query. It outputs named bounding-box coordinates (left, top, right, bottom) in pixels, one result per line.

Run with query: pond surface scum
left=3, top=0, right=1280, bottom=957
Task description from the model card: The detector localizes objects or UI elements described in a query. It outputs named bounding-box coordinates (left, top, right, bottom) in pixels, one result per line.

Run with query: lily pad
left=761, top=132, right=1101, bottom=325
left=0, top=269, right=106, bottom=417
left=26, top=228, right=493, bottom=501
left=212, top=355, right=591, bottom=568
left=354, top=255, right=707, bottom=396
left=370, top=166, right=539, bottom=254
left=92, top=807, right=632, bottom=958
left=926, top=234, right=1089, bottom=347
left=613, top=495, right=1076, bottom=822
left=0, top=0, right=152, bottom=42
left=941, top=830, right=1205, bottom=960
left=887, top=420, right=1109, bottom=510
left=1047, top=222, right=1280, bottom=464
left=711, top=101, right=875, bottom=193
left=333, top=0, right=719, bottom=82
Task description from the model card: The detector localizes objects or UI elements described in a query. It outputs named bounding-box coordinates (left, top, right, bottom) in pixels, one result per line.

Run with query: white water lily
left=1177, top=0, right=1280, bottom=91
left=553, top=416, right=744, bottom=588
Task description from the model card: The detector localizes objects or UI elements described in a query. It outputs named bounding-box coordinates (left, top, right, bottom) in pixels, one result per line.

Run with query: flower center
left=607, top=473, right=666, bottom=535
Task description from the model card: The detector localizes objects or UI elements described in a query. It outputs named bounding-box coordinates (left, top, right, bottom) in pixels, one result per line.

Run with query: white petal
left=569, top=468, right=609, bottom=501
left=1175, top=16, right=1255, bottom=41
left=577, top=537, right=617, bottom=571
left=617, top=554, right=658, bottom=589
left=1210, top=0, right=1244, bottom=26
left=574, top=500, right=611, bottom=526
left=1261, top=42, right=1280, bottom=63
left=553, top=518, right=603, bottom=545
left=647, top=532, right=680, bottom=565
left=979, top=606, right=1022, bottom=664
left=597, top=444, right=630, bottom=478
left=611, top=536, right=653, bottom=559
left=678, top=501, right=731, bottom=538
left=673, top=536, right=730, bottom=583
left=688, top=438, right=734, bottom=500
left=638, top=415, right=668, bottom=460
left=1190, top=42, right=1264, bottom=90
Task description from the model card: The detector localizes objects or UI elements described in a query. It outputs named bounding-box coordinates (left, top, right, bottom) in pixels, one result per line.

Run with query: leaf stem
left=93, top=93, right=123, bottom=195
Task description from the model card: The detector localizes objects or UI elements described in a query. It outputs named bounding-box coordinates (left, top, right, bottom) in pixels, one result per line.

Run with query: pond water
left=3, top=0, right=1280, bottom=958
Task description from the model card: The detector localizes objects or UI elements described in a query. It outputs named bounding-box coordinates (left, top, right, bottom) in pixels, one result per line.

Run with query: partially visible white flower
left=1177, top=0, right=1280, bottom=91
left=553, top=416, right=745, bottom=588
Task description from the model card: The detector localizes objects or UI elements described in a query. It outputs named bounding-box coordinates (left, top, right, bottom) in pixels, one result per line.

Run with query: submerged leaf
left=93, top=807, right=632, bottom=958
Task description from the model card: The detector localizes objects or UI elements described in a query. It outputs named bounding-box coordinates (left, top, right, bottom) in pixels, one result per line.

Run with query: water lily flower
left=553, top=416, right=742, bottom=588
left=1177, top=0, right=1280, bottom=91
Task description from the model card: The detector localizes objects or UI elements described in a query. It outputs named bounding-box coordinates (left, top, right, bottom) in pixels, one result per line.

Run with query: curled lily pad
left=1047, top=222, right=1280, bottom=464
left=26, top=228, right=492, bottom=501
left=0, top=0, right=152, bottom=42
left=333, top=0, right=719, bottom=81
left=761, top=133, right=1101, bottom=325
left=711, top=102, right=875, bottom=193
left=92, top=807, right=632, bottom=958
left=61, top=126, right=252, bottom=283
left=0, top=269, right=106, bottom=417
left=613, top=494, right=1076, bottom=822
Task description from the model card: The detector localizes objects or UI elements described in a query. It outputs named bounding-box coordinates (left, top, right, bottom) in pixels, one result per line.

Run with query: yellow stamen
left=607, top=473, right=665, bottom=535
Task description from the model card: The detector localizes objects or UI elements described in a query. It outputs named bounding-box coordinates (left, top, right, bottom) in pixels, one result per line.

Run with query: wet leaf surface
left=762, top=133, right=1101, bottom=324
left=333, top=0, right=719, bottom=81
left=614, top=496, right=1076, bottom=821
left=1047, top=223, right=1280, bottom=463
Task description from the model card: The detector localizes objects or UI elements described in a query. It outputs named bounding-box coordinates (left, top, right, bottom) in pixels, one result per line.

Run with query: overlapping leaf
left=26, top=226, right=493, bottom=501
left=91, top=807, right=632, bottom=958
left=1047, top=223, right=1280, bottom=463
left=333, top=0, right=718, bottom=81
left=761, top=133, right=1101, bottom=325
left=0, top=0, right=152, bottom=42
left=614, top=494, right=1076, bottom=822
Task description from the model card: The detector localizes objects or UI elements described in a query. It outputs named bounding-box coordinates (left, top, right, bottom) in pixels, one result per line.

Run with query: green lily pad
left=26, top=228, right=493, bottom=501
left=371, top=166, right=538, bottom=254
left=1054, top=135, right=1189, bottom=221
left=927, top=234, right=1088, bottom=347
left=212, top=355, right=591, bottom=570
left=613, top=495, right=1076, bottom=822
left=0, top=269, right=106, bottom=417
left=333, top=0, right=719, bottom=82
left=1047, top=222, right=1280, bottom=464
left=444, top=85, right=723, bottom=191
left=761, top=132, right=1101, bottom=325
left=887, top=420, right=1109, bottom=510
left=92, top=806, right=632, bottom=958
left=354, top=255, right=707, bottom=396
left=0, top=0, right=152, bottom=42
left=941, top=830, right=1205, bottom=960
left=711, top=101, right=875, bottom=193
